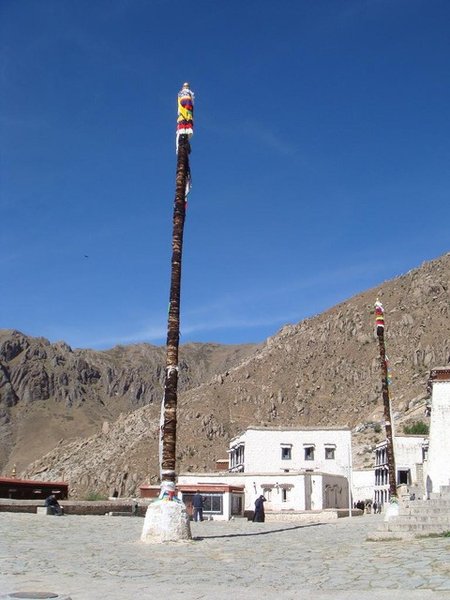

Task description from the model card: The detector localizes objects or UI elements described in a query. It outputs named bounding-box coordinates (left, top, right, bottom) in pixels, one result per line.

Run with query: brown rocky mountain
left=2, top=252, right=449, bottom=498
left=0, top=335, right=257, bottom=476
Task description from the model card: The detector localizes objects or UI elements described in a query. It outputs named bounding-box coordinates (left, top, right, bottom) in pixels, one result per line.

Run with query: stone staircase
left=381, top=483, right=450, bottom=537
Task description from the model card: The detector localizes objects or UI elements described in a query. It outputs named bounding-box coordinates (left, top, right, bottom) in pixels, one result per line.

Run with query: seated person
left=45, top=494, right=63, bottom=516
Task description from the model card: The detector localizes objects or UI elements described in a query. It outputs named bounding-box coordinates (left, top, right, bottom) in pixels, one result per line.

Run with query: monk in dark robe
left=253, top=495, right=266, bottom=522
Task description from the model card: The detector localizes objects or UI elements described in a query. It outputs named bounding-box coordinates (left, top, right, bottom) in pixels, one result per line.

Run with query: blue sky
left=1, top=0, right=449, bottom=349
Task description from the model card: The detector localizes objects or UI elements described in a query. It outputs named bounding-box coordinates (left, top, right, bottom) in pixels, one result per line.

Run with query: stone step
left=429, top=492, right=450, bottom=500
left=401, top=506, right=450, bottom=515
left=388, top=517, right=450, bottom=530
left=401, top=513, right=450, bottom=521
left=396, top=518, right=450, bottom=527
left=386, top=517, right=450, bottom=529
left=378, top=481, right=450, bottom=535
left=388, top=522, right=450, bottom=533
left=387, top=517, right=450, bottom=529
left=406, top=499, right=450, bottom=507
left=393, top=514, right=450, bottom=522
left=400, top=512, right=450, bottom=521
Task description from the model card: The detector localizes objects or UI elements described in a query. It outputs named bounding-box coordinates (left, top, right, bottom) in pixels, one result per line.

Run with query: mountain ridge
left=1, top=252, right=449, bottom=498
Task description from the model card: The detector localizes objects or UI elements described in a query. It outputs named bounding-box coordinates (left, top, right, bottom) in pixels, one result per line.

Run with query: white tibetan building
left=177, top=426, right=352, bottom=520
left=426, top=366, right=450, bottom=494
left=374, top=435, right=428, bottom=505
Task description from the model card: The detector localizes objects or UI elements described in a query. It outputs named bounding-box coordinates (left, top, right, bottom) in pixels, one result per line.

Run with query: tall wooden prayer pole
left=159, top=83, right=194, bottom=488
left=374, top=299, right=397, bottom=499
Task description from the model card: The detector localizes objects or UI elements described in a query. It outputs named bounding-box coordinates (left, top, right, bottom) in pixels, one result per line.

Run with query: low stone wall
left=265, top=510, right=339, bottom=523
left=264, top=508, right=362, bottom=522
left=0, top=500, right=362, bottom=520
left=0, top=498, right=149, bottom=517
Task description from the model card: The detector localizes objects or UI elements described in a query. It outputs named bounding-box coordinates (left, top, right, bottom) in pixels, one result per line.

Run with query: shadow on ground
left=193, top=522, right=325, bottom=540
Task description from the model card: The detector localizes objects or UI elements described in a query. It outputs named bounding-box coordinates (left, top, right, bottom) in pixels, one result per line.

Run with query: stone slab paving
left=0, top=513, right=449, bottom=599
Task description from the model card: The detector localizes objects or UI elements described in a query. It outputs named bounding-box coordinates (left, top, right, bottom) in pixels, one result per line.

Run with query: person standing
left=253, top=495, right=266, bottom=522
left=192, top=490, right=204, bottom=522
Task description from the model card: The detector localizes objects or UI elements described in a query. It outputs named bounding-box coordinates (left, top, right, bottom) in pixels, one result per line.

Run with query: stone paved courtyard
left=0, top=512, right=449, bottom=599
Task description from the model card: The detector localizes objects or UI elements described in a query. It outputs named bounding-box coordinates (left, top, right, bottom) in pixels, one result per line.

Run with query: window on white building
left=202, top=493, right=223, bottom=514
left=182, top=493, right=224, bottom=516
left=281, top=445, right=292, bottom=460
left=397, top=469, right=410, bottom=485
left=282, top=488, right=288, bottom=502
left=325, top=446, right=336, bottom=460
left=304, top=445, right=315, bottom=461
left=281, top=447, right=291, bottom=460
left=229, top=443, right=245, bottom=471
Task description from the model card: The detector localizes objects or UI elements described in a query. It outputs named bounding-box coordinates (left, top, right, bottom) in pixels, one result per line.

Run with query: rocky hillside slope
left=0, top=335, right=257, bottom=475
left=4, top=252, right=450, bottom=498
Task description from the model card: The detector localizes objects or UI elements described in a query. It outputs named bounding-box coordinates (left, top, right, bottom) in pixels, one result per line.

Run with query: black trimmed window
left=325, top=446, right=336, bottom=460
left=281, top=447, right=291, bottom=460
left=182, top=493, right=224, bottom=515
left=304, top=446, right=315, bottom=461
left=397, top=469, right=410, bottom=485
left=203, top=493, right=223, bottom=514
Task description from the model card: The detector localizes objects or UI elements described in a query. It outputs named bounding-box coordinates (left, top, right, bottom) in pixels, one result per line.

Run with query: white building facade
left=228, top=426, right=352, bottom=477
left=352, top=469, right=375, bottom=504
left=426, top=367, right=450, bottom=494
left=178, top=426, right=352, bottom=520
left=374, top=435, right=428, bottom=504
left=372, top=367, right=450, bottom=504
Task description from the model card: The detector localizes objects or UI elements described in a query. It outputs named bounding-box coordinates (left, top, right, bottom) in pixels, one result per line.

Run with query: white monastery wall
left=237, top=427, right=351, bottom=477
left=178, top=426, right=352, bottom=518
left=352, top=469, right=375, bottom=502
left=427, top=376, right=450, bottom=492
left=394, top=436, right=427, bottom=484
left=319, top=474, right=349, bottom=509
left=178, top=471, right=349, bottom=513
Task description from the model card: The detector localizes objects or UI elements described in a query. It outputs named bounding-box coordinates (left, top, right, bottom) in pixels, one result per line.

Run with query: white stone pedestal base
left=383, top=502, right=400, bottom=522
left=141, top=500, right=192, bottom=543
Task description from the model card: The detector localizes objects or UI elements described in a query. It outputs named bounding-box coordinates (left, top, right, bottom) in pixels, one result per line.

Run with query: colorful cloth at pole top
left=176, top=82, right=194, bottom=151
left=374, top=299, right=385, bottom=332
